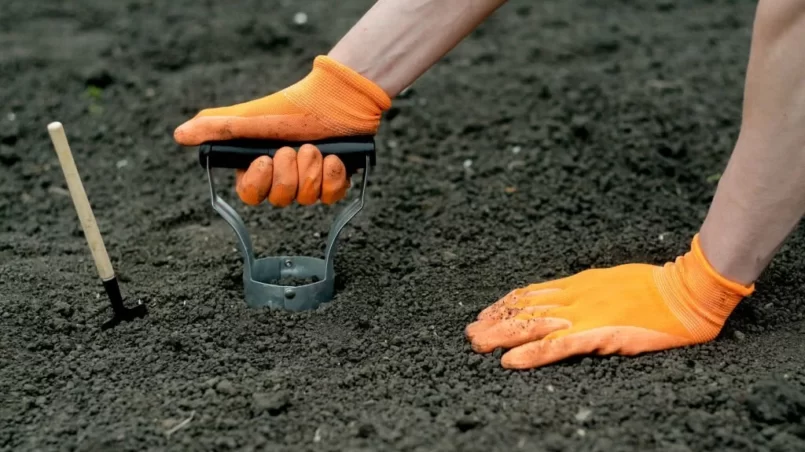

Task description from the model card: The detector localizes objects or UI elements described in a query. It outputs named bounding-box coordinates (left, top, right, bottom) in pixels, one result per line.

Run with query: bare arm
left=699, top=0, right=805, bottom=285
left=328, top=0, right=509, bottom=98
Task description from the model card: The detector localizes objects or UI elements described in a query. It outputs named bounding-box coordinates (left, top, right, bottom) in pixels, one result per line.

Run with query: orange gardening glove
left=465, top=234, right=754, bottom=369
left=173, top=55, right=391, bottom=207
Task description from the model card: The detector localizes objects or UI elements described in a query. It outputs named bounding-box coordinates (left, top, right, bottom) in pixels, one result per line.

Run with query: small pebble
left=161, top=418, right=180, bottom=430
left=511, top=146, right=521, bottom=154
left=575, top=408, right=592, bottom=422
left=7, top=113, right=16, bottom=121
left=116, top=159, right=128, bottom=169
left=734, top=330, right=746, bottom=341
left=216, top=379, right=235, bottom=395
left=463, top=159, right=473, bottom=169
left=293, top=12, right=308, bottom=25
left=546, top=385, right=555, bottom=392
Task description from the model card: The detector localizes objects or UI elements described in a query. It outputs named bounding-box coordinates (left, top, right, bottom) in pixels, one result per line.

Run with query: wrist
left=697, top=225, right=768, bottom=287
left=689, top=234, right=755, bottom=299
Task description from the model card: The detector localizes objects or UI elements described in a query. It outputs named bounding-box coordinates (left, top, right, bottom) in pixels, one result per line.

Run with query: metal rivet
left=284, top=288, right=296, bottom=299
left=284, top=259, right=293, bottom=268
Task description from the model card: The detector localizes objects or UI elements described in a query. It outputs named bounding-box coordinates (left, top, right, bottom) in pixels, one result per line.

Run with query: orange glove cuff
left=659, top=234, right=755, bottom=342
left=283, top=55, right=392, bottom=136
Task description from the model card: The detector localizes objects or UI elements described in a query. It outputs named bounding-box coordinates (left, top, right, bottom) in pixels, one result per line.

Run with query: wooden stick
left=47, top=121, right=115, bottom=282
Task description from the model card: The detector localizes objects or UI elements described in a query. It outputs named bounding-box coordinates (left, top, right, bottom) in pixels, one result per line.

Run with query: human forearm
left=699, top=0, right=805, bottom=285
left=328, top=0, right=508, bottom=98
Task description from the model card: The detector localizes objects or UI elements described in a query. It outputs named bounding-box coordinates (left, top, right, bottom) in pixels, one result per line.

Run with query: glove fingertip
left=320, top=192, right=344, bottom=205
left=235, top=157, right=273, bottom=206
left=237, top=185, right=265, bottom=206
left=500, top=333, right=575, bottom=370
left=172, top=121, right=198, bottom=146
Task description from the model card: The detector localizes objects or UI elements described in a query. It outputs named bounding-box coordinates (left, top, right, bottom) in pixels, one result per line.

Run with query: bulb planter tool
left=198, top=136, right=376, bottom=311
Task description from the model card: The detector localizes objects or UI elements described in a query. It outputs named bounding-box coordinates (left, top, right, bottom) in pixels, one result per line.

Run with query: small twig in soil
left=165, top=411, right=195, bottom=438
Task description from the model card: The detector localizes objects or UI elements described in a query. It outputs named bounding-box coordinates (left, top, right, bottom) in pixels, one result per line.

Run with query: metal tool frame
left=204, top=155, right=371, bottom=311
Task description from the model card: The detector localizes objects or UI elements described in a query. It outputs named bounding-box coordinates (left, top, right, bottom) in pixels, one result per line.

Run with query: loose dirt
left=2, top=0, right=805, bottom=451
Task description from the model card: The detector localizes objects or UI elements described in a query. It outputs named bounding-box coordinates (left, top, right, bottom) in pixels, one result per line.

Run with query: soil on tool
left=3, top=1, right=805, bottom=451
left=269, top=276, right=321, bottom=287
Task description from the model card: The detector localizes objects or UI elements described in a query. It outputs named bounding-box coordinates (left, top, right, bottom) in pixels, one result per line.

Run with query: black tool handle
left=198, top=136, right=376, bottom=175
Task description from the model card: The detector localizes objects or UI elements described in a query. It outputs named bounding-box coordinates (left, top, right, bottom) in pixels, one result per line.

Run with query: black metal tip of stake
left=100, top=277, right=148, bottom=330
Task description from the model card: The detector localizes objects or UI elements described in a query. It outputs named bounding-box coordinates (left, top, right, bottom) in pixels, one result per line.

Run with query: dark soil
left=3, top=0, right=805, bottom=451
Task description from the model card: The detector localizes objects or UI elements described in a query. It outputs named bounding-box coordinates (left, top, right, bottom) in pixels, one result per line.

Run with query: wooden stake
left=47, top=121, right=115, bottom=281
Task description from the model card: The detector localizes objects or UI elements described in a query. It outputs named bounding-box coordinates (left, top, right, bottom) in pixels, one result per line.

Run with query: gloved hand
left=465, top=234, right=754, bottom=369
left=173, top=55, right=391, bottom=207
